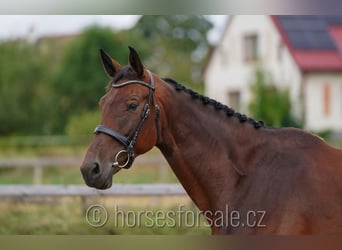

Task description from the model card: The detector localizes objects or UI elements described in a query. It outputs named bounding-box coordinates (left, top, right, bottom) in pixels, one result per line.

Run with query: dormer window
left=243, top=34, right=258, bottom=62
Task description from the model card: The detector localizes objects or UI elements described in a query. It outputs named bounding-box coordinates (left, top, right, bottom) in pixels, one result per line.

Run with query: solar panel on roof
left=276, top=15, right=342, bottom=50
left=322, top=16, right=342, bottom=24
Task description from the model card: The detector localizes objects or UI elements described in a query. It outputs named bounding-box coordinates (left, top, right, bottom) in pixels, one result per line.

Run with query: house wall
left=304, top=73, right=342, bottom=132
left=204, top=15, right=342, bottom=133
left=204, top=15, right=303, bottom=119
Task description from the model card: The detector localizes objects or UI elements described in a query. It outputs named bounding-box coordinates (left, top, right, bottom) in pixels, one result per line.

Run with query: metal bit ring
left=112, top=150, right=130, bottom=168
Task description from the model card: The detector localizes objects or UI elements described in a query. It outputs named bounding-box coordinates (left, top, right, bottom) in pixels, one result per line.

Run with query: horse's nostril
left=91, top=162, right=100, bottom=175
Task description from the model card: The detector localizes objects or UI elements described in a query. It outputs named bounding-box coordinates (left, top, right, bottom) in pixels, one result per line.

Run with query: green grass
left=0, top=198, right=210, bottom=235
left=0, top=139, right=194, bottom=234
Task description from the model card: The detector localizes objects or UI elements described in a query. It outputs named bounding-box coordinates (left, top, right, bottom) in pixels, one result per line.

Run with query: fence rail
left=0, top=155, right=177, bottom=199
left=0, top=155, right=169, bottom=184
left=0, top=155, right=183, bottom=199
left=0, top=155, right=168, bottom=168
left=0, top=184, right=187, bottom=198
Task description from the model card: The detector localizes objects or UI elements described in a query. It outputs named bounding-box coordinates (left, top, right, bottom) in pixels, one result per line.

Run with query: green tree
left=0, top=17, right=215, bottom=136
left=131, top=16, right=213, bottom=90
left=248, top=68, right=301, bottom=128
left=137, top=15, right=212, bottom=54
left=0, top=40, right=48, bottom=135
left=51, top=25, right=130, bottom=132
left=51, top=18, right=214, bottom=133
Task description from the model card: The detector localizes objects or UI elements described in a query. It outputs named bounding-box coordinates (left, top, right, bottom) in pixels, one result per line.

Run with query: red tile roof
left=271, top=16, right=342, bottom=72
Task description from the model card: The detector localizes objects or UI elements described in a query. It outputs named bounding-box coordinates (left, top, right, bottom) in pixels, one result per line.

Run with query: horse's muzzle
left=80, top=161, right=116, bottom=190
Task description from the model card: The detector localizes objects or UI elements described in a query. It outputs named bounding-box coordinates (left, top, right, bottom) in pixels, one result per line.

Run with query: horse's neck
left=156, top=81, right=265, bottom=211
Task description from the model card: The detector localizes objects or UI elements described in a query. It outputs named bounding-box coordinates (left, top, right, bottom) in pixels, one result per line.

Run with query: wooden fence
left=0, top=183, right=186, bottom=198
left=0, top=155, right=188, bottom=199
left=0, top=155, right=169, bottom=184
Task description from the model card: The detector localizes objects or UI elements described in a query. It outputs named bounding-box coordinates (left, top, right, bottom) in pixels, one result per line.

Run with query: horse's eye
left=128, top=103, right=138, bottom=111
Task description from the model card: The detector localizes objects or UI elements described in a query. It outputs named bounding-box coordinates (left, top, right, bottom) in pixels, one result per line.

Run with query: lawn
left=0, top=196, right=211, bottom=235
left=0, top=138, right=210, bottom=235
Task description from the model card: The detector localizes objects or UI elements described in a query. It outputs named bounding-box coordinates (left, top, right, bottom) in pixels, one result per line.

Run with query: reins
left=94, top=70, right=160, bottom=169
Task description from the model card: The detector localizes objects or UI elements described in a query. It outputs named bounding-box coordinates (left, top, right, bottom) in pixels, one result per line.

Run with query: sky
left=0, top=15, right=228, bottom=44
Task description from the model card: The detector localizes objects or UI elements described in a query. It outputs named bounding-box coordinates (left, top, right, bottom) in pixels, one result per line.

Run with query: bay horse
left=80, top=46, right=342, bottom=234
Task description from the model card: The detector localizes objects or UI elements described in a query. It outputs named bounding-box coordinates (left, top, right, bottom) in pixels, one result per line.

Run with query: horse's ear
left=128, top=46, right=144, bottom=78
left=99, top=49, right=121, bottom=78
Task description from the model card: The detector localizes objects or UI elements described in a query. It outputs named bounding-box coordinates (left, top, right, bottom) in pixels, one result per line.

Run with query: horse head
left=80, top=47, right=160, bottom=189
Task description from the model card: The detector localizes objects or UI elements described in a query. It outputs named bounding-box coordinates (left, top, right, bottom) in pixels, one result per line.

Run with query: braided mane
left=163, top=78, right=264, bottom=129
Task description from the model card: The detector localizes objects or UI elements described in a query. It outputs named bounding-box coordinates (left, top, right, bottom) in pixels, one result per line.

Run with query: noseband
left=94, top=70, right=160, bottom=169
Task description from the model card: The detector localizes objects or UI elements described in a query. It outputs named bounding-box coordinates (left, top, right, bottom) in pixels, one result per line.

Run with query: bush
left=66, top=110, right=99, bottom=140
left=0, top=40, right=49, bottom=135
left=51, top=25, right=128, bottom=133
left=248, top=68, right=301, bottom=128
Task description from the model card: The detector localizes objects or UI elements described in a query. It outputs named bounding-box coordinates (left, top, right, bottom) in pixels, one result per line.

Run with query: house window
left=323, top=84, right=331, bottom=116
left=243, top=34, right=258, bottom=62
left=228, top=91, right=241, bottom=111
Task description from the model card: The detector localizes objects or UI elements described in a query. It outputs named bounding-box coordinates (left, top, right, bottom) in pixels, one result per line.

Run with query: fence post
left=158, top=162, right=168, bottom=182
left=33, top=164, right=43, bottom=185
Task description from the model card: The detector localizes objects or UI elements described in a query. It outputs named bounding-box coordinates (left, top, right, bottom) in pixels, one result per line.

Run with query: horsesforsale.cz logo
left=85, top=204, right=266, bottom=229
left=85, top=204, right=109, bottom=228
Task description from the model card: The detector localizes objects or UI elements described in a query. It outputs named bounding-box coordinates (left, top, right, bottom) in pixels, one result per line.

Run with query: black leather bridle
left=94, top=70, right=160, bottom=169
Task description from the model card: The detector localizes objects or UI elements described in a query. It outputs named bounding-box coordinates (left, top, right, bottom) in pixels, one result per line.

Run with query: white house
left=204, top=15, right=342, bottom=133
